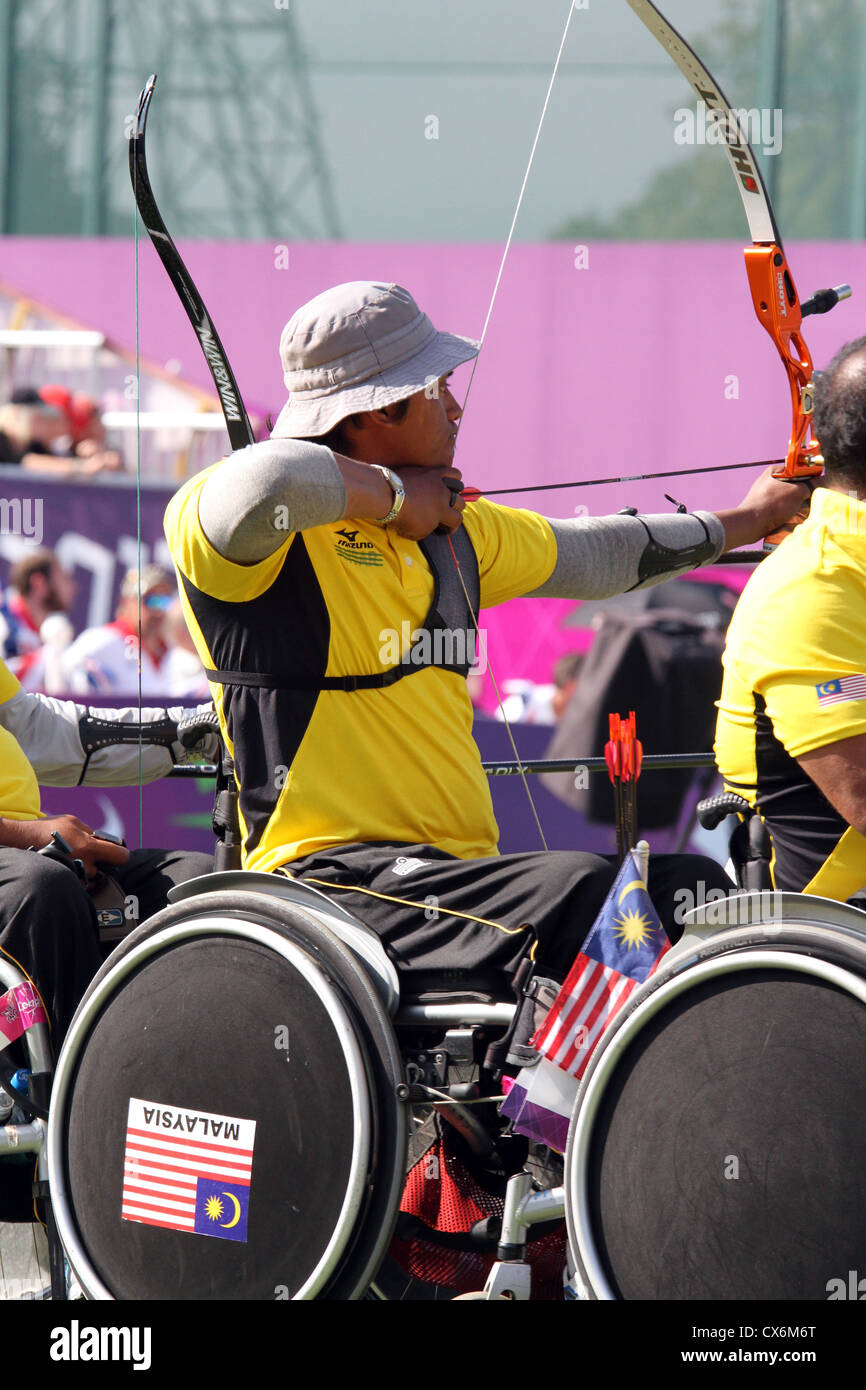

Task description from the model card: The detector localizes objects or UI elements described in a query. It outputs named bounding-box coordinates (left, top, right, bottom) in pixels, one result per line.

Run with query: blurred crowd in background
left=0, top=383, right=124, bottom=477
left=0, top=379, right=210, bottom=700
left=0, top=548, right=209, bottom=699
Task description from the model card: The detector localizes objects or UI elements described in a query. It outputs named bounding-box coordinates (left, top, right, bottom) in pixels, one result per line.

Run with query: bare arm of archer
left=798, top=735, right=866, bottom=836
left=713, top=467, right=812, bottom=552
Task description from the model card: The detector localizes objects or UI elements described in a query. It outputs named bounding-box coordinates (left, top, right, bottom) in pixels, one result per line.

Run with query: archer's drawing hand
left=389, top=466, right=466, bottom=540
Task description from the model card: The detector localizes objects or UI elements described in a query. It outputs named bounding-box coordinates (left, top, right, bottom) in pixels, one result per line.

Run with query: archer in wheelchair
left=714, top=341, right=866, bottom=909
left=8, top=688, right=866, bottom=1299
left=6, top=292, right=863, bottom=1301
left=27, top=722, right=866, bottom=1303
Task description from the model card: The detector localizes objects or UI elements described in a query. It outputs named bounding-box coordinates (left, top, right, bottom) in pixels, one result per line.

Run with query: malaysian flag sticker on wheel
left=122, top=1098, right=256, bottom=1242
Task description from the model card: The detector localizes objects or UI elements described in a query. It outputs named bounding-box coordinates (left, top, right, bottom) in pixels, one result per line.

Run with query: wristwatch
left=370, top=464, right=406, bottom=524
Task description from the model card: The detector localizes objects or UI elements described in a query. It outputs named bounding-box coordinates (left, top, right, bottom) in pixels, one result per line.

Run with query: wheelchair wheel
left=46, top=890, right=407, bottom=1301
left=564, top=904, right=866, bottom=1300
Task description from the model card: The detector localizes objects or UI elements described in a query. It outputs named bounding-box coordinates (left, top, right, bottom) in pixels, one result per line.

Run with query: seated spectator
left=493, top=653, right=585, bottom=726
left=60, top=564, right=206, bottom=697
left=0, top=549, right=76, bottom=691
left=0, top=387, right=121, bottom=477
left=38, top=383, right=123, bottom=471
left=551, top=651, right=584, bottom=722
left=163, top=598, right=212, bottom=699
left=0, top=388, right=66, bottom=466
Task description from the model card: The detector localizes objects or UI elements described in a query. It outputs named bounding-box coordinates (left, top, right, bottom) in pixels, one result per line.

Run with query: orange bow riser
left=744, top=244, right=824, bottom=481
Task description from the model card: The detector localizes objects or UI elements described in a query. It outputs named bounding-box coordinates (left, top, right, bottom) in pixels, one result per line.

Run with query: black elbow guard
left=78, top=713, right=178, bottom=754
left=633, top=514, right=716, bottom=586
left=76, top=712, right=178, bottom=785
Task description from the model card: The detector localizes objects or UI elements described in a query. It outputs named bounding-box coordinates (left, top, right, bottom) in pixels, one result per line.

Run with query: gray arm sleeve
left=198, top=438, right=347, bottom=563
left=0, top=689, right=210, bottom=786
left=527, top=511, right=725, bottom=599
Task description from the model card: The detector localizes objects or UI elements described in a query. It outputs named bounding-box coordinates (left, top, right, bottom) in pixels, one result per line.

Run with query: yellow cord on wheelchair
left=283, top=873, right=533, bottom=937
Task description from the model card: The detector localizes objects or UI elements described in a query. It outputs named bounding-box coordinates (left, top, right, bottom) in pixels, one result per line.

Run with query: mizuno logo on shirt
left=334, top=529, right=383, bottom=566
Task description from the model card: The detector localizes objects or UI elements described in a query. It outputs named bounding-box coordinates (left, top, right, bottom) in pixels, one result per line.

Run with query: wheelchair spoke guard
left=47, top=891, right=407, bottom=1300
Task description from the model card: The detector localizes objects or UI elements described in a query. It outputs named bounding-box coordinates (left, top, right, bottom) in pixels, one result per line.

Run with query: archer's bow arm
left=526, top=510, right=724, bottom=600
left=195, top=438, right=727, bottom=590
left=529, top=466, right=813, bottom=600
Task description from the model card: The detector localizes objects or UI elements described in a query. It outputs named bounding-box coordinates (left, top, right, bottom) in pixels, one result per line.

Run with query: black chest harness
left=204, top=528, right=480, bottom=693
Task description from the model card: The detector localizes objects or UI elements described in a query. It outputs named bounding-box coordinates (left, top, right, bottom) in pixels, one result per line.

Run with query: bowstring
left=133, top=164, right=144, bottom=847
left=451, top=0, right=577, bottom=852
left=447, top=535, right=550, bottom=852
left=458, top=1, right=577, bottom=423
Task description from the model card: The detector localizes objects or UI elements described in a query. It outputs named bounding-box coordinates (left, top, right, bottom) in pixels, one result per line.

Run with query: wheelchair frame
left=6, top=753, right=866, bottom=1300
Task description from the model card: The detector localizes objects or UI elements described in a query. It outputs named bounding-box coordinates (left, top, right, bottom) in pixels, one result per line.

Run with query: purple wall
left=1, top=237, right=861, bottom=526
left=0, top=237, right=859, bottom=705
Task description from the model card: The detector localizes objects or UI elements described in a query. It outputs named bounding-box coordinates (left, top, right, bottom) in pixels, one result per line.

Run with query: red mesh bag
left=388, top=1130, right=566, bottom=1300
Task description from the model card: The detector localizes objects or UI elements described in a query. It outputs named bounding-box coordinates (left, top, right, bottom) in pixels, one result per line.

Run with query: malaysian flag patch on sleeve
left=816, top=676, right=866, bottom=707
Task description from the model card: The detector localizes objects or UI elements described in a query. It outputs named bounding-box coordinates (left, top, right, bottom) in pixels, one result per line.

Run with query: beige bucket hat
left=270, top=281, right=479, bottom=439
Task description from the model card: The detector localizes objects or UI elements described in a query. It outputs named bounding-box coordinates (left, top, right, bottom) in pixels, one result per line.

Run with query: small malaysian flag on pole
left=536, top=844, right=669, bottom=1079
left=121, top=1098, right=256, bottom=1243
left=501, top=844, right=669, bottom=1150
